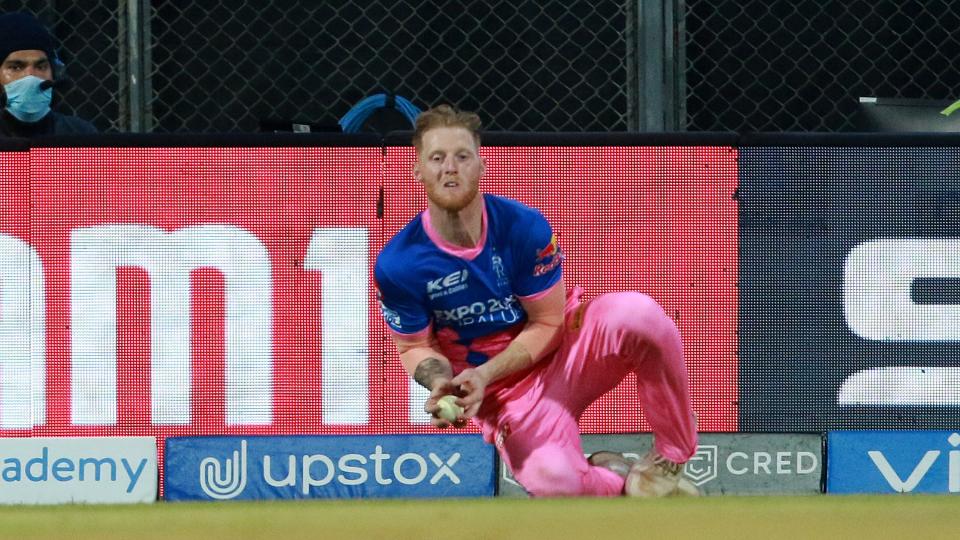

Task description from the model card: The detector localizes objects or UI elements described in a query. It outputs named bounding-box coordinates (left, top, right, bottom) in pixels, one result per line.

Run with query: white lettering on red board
left=0, top=225, right=372, bottom=429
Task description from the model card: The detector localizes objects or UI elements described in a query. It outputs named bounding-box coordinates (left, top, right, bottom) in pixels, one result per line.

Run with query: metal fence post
left=626, top=0, right=685, bottom=131
left=122, top=0, right=151, bottom=132
left=670, top=0, right=687, bottom=130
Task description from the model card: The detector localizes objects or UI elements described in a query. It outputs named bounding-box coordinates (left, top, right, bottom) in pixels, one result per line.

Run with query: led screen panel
left=739, top=146, right=960, bottom=430
left=383, top=145, right=740, bottom=433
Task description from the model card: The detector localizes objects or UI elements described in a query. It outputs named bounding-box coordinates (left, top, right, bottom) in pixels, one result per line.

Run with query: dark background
left=738, top=143, right=960, bottom=431
left=3, top=0, right=959, bottom=133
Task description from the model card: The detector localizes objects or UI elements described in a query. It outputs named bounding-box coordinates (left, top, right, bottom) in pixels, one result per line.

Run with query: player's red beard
left=424, top=173, right=480, bottom=213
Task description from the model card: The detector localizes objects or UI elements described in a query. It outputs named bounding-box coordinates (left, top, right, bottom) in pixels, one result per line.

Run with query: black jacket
left=0, top=109, right=97, bottom=138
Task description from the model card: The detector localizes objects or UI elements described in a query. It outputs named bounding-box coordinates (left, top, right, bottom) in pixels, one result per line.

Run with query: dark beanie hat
left=0, top=12, right=56, bottom=64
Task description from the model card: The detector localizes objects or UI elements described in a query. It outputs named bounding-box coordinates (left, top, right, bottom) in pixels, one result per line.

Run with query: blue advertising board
left=828, top=430, right=960, bottom=494
left=164, top=435, right=495, bottom=501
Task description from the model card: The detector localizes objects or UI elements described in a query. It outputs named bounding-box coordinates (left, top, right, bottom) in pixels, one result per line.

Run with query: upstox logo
left=173, top=436, right=484, bottom=500
left=200, top=440, right=248, bottom=499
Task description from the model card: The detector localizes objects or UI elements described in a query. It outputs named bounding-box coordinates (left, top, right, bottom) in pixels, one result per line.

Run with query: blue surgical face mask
left=4, top=75, right=53, bottom=123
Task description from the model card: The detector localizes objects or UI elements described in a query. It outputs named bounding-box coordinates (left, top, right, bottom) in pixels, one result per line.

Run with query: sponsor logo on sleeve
left=535, top=234, right=559, bottom=261
left=375, top=286, right=403, bottom=328
left=533, top=234, right=563, bottom=276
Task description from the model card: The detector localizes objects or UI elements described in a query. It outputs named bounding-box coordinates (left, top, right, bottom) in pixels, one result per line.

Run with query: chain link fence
left=685, top=0, right=960, bottom=131
left=3, top=0, right=631, bottom=133
left=148, top=0, right=628, bottom=133
left=3, top=1, right=960, bottom=133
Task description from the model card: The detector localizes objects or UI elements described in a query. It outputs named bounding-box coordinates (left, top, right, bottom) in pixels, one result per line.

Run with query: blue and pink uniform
left=375, top=194, right=697, bottom=496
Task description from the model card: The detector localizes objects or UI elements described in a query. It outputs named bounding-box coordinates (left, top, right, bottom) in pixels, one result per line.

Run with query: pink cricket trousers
left=473, top=288, right=698, bottom=497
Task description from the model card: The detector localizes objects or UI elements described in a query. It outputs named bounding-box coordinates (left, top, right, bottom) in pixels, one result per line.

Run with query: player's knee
left=515, top=447, right=585, bottom=497
left=518, top=461, right=582, bottom=497
left=597, top=292, right=677, bottom=346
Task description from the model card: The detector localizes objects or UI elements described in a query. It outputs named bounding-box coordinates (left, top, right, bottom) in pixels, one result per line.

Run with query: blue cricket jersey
left=374, top=194, right=563, bottom=366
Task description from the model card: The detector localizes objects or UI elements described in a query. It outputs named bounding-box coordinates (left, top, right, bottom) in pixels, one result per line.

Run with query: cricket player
left=374, top=104, right=698, bottom=497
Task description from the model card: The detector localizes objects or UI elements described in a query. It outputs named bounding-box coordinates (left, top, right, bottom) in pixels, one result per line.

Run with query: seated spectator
left=0, top=12, right=96, bottom=138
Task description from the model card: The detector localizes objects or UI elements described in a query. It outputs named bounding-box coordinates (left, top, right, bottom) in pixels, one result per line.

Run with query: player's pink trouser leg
left=477, top=289, right=698, bottom=497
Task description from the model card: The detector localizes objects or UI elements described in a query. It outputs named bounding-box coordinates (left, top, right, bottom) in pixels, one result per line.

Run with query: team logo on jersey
left=427, top=269, right=470, bottom=299
left=533, top=234, right=563, bottom=276
left=491, top=254, right=509, bottom=289
left=375, top=285, right=402, bottom=327
left=379, top=303, right=402, bottom=328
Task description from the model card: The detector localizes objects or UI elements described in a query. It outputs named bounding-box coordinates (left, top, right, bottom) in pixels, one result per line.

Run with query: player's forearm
left=391, top=326, right=452, bottom=383
left=476, top=320, right=563, bottom=384
left=412, top=356, right=454, bottom=391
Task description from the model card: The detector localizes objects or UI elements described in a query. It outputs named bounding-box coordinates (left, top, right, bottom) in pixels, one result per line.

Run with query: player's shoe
left=625, top=449, right=700, bottom=497
left=587, top=451, right=634, bottom=478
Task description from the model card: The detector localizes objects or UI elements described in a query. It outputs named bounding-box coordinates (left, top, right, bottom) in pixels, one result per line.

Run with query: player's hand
left=425, top=378, right=467, bottom=429
left=450, top=368, right=488, bottom=419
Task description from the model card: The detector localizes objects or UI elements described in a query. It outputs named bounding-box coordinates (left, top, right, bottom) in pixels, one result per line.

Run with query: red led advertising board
left=384, top=146, right=739, bottom=434
left=0, top=145, right=737, bottom=443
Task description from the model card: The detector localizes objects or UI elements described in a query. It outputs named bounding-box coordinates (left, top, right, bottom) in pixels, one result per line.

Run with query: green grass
left=1, top=495, right=957, bottom=540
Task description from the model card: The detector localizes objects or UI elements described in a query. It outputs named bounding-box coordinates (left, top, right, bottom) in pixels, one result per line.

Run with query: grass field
left=1, top=495, right=957, bottom=540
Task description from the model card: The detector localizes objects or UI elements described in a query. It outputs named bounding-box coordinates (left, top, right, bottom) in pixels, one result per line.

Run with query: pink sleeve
left=389, top=324, right=450, bottom=376
left=513, top=279, right=566, bottom=361
left=517, top=279, right=567, bottom=316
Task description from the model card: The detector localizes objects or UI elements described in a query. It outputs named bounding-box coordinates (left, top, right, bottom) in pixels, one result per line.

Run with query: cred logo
left=685, top=446, right=718, bottom=486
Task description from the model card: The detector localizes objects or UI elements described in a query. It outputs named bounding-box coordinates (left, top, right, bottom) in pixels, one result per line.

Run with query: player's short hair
left=412, top=104, right=482, bottom=153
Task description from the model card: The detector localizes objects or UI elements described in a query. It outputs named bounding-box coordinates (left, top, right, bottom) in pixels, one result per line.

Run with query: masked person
left=0, top=12, right=96, bottom=138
